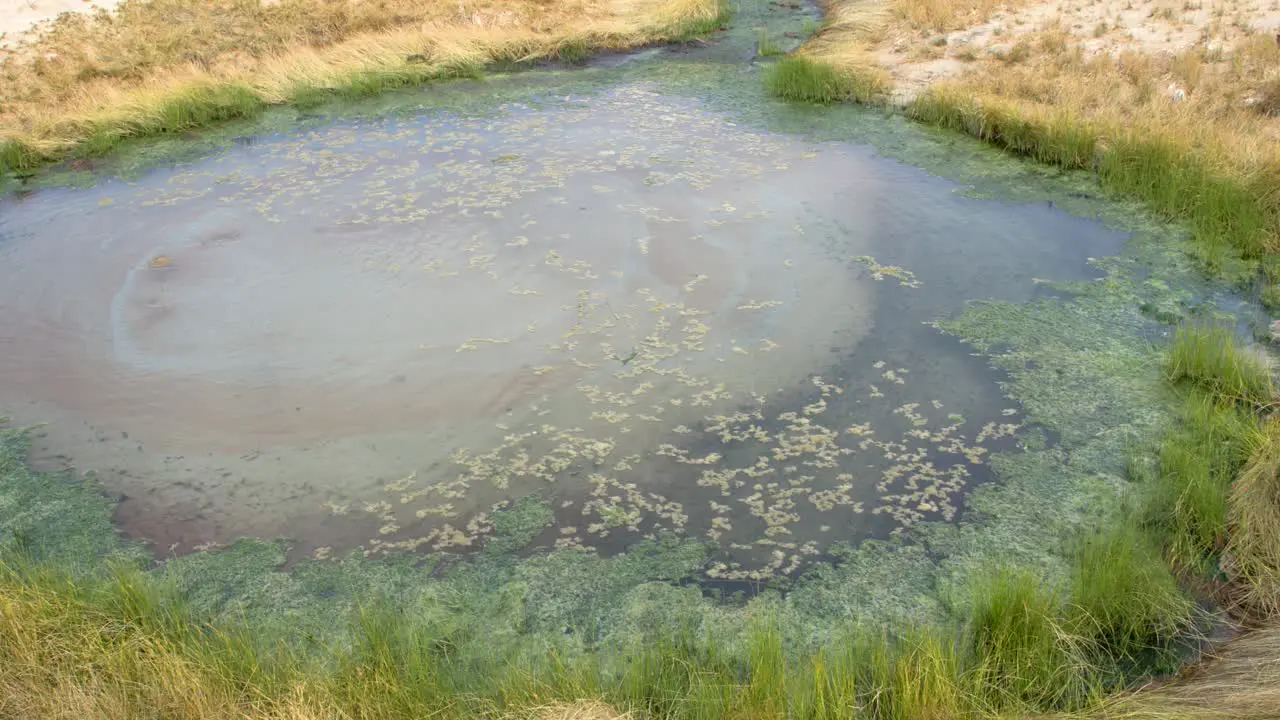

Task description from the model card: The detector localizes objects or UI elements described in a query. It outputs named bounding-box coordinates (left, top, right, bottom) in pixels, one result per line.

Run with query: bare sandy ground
left=8, top=0, right=1278, bottom=91
left=874, top=0, right=1280, bottom=102
left=0, top=0, right=121, bottom=49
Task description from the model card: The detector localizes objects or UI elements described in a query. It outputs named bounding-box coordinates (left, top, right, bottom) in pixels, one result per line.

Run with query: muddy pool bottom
left=0, top=81, right=1125, bottom=579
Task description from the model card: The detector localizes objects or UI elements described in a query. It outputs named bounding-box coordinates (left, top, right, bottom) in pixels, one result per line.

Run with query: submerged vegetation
left=0, top=0, right=726, bottom=172
left=3, top=318, right=1277, bottom=720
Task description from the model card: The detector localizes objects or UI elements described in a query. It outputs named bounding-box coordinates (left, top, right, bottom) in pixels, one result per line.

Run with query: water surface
left=0, top=24, right=1127, bottom=576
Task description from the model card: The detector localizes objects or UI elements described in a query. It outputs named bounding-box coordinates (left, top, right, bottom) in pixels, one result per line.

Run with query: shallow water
left=0, top=21, right=1126, bottom=576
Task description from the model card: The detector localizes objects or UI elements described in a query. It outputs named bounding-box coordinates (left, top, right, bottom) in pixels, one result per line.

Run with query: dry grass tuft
left=527, top=700, right=631, bottom=720
left=1223, top=417, right=1280, bottom=619
left=930, top=29, right=1280, bottom=180
left=0, top=574, right=245, bottom=719
left=0, top=0, right=723, bottom=170
left=797, top=0, right=891, bottom=78
left=893, top=0, right=1023, bottom=33
left=1087, top=624, right=1280, bottom=719
left=1257, top=76, right=1280, bottom=117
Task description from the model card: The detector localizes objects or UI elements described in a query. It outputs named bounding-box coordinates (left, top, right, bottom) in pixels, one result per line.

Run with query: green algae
left=156, top=495, right=714, bottom=654
left=0, top=425, right=147, bottom=569
left=0, top=445, right=718, bottom=660
left=785, top=540, right=947, bottom=630
left=482, top=493, right=557, bottom=557
left=920, top=241, right=1197, bottom=595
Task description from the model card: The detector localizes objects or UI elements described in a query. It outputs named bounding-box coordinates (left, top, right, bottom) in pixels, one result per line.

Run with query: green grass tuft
left=1261, top=283, right=1280, bottom=310
left=757, top=28, right=784, bottom=57
left=1, top=139, right=43, bottom=174
left=966, top=568, right=1085, bottom=709
left=556, top=39, right=593, bottom=64
left=287, top=64, right=484, bottom=108
left=75, top=83, right=268, bottom=160
left=745, top=616, right=788, bottom=714
left=765, top=56, right=885, bottom=104
left=1165, top=322, right=1273, bottom=406
left=1, top=84, right=266, bottom=172
left=1148, top=391, right=1262, bottom=571
left=1068, top=519, right=1197, bottom=665
left=885, top=628, right=970, bottom=720
left=662, top=2, right=730, bottom=43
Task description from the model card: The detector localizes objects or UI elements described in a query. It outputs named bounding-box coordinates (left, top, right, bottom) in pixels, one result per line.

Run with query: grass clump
left=877, top=629, right=969, bottom=719
left=0, top=558, right=298, bottom=720
left=1165, top=322, right=1273, bottom=407
left=965, top=568, right=1085, bottom=709
left=765, top=55, right=886, bottom=104
left=1148, top=390, right=1261, bottom=571
left=1261, top=283, right=1280, bottom=310
left=80, top=82, right=268, bottom=157
left=757, top=28, right=784, bottom=58
left=1224, top=418, right=1280, bottom=617
left=1148, top=320, right=1280, bottom=619
left=1068, top=520, right=1197, bottom=666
